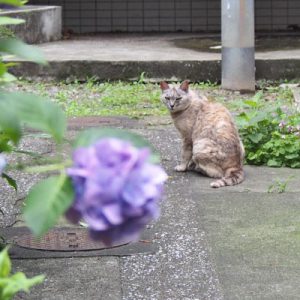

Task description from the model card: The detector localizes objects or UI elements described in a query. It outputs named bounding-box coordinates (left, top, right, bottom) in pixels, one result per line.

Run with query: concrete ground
left=9, top=33, right=300, bottom=81
left=1, top=116, right=300, bottom=300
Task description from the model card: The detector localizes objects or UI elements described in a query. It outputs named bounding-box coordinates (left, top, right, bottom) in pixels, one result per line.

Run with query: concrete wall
left=29, top=0, right=300, bottom=33
left=0, top=6, right=62, bottom=43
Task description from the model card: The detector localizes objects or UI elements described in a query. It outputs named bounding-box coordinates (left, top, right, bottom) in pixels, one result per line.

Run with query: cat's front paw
left=174, top=164, right=187, bottom=172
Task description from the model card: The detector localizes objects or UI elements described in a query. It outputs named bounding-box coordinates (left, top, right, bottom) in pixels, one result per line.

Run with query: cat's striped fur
left=160, top=80, right=244, bottom=188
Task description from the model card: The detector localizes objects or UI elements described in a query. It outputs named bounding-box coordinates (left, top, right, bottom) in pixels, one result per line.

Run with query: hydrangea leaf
left=0, top=38, right=46, bottom=64
left=73, top=127, right=160, bottom=163
left=0, top=0, right=23, bottom=6
left=0, top=104, right=22, bottom=144
left=0, top=247, right=11, bottom=278
left=0, top=273, right=44, bottom=300
left=23, top=175, right=74, bottom=237
left=1, top=173, right=17, bottom=191
left=0, top=93, right=66, bottom=143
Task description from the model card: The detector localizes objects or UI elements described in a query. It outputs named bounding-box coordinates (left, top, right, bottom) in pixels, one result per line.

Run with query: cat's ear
left=160, top=81, right=169, bottom=91
left=180, top=80, right=190, bottom=92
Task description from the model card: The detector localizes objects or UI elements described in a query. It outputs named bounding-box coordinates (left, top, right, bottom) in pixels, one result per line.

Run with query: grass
left=7, top=78, right=296, bottom=119
left=8, top=79, right=218, bottom=118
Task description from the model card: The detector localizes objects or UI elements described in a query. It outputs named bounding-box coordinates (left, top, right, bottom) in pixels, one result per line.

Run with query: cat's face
left=160, top=81, right=191, bottom=112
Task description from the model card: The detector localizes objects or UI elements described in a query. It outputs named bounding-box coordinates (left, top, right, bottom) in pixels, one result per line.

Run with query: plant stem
left=24, top=162, right=71, bottom=173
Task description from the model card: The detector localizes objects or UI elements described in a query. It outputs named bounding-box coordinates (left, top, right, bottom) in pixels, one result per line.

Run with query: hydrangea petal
left=66, top=138, right=167, bottom=245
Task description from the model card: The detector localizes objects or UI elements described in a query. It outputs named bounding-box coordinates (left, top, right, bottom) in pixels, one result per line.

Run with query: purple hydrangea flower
left=66, top=138, right=167, bottom=246
left=0, top=154, right=6, bottom=174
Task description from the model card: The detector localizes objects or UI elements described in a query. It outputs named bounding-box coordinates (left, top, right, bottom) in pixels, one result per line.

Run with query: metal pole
left=221, top=0, right=255, bottom=91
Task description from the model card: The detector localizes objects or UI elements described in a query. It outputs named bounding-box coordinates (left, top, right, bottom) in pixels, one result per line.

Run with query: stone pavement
left=9, top=33, right=300, bottom=82
left=1, top=116, right=300, bottom=299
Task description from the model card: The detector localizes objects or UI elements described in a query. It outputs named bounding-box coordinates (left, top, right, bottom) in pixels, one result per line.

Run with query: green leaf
left=285, top=153, right=299, bottom=160
left=74, top=127, right=160, bottom=163
left=0, top=17, right=24, bottom=25
left=0, top=247, right=11, bottom=278
left=1, top=273, right=44, bottom=300
left=1, top=173, right=17, bottom=191
left=267, top=159, right=282, bottom=167
left=243, top=100, right=258, bottom=108
left=0, top=103, right=22, bottom=144
left=0, top=93, right=66, bottom=143
left=0, top=62, right=7, bottom=77
left=24, top=175, right=74, bottom=236
left=248, top=133, right=264, bottom=144
left=0, top=38, right=46, bottom=64
left=0, top=0, right=23, bottom=6
left=0, top=72, right=17, bottom=83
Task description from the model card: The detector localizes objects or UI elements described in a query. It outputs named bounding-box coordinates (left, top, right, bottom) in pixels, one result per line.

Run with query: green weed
left=267, top=176, right=295, bottom=193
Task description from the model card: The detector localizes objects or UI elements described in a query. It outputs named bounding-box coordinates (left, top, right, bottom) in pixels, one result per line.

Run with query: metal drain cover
left=1, top=227, right=157, bottom=259
left=8, top=227, right=115, bottom=251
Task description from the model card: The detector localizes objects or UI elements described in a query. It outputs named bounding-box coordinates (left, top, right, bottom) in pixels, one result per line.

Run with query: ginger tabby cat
left=160, top=80, right=245, bottom=188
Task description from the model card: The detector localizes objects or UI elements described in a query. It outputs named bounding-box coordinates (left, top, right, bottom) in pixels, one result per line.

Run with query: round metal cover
left=11, top=227, right=128, bottom=251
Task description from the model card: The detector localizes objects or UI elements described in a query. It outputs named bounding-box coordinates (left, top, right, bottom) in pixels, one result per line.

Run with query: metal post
left=221, top=0, right=255, bottom=91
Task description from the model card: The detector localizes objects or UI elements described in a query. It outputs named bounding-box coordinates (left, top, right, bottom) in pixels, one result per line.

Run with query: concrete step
left=0, top=5, right=62, bottom=44
left=7, top=34, right=300, bottom=82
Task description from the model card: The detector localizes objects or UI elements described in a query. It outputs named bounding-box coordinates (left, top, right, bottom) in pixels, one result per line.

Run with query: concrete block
left=96, top=11, right=111, bottom=18
left=128, top=18, right=143, bottom=26
left=144, top=25, right=159, bottom=32
left=97, top=18, right=112, bottom=26
left=65, top=2, right=80, bottom=10
left=207, top=0, right=220, bottom=10
left=160, top=2, right=175, bottom=10
left=80, top=2, right=96, bottom=10
left=128, top=2, right=143, bottom=10
left=191, top=1, right=207, bottom=10
left=159, top=18, right=175, bottom=26
left=128, top=10, right=143, bottom=18
left=144, top=10, right=159, bottom=18
left=192, top=17, right=208, bottom=26
left=144, top=2, right=159, bottom=10
left=2, top=5, right=62, bottom=44
left=112, top=18, right=127, bottom=26
left=80, top=26, right=96, bottom=33
left=128, top=26, right=144, bottom=32
left=175, top=25, right=191, bottom=32
left=81, top=18, right=96, bottom=27
left=112, top=2, right=127, bottom=10
left=96, top=26, right=112, bottom=32
left=175, top=18, right=191, bottom=26
left=112, top=10, right=127, bottom=18
left=192, top=25, right=208, bottom=32
left=288, top=8, right=300, bottom=16
left=272, top=1, right=288, bottom=9
left=97, top=3, right=112, bottom=10
left=144, top=18, right=159, bottom=26
left=175, top=10, right=191, bottom=18
left=175, top=1, right=191, bottom=10
left=160, top=25, right=176, bottom=32
left=65, top=10, right=80, bottom=19
left=160, top=10, right=175, bottom=18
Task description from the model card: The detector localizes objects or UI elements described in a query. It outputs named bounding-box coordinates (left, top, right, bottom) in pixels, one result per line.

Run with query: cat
left=160, top=80, right=245, bottom=188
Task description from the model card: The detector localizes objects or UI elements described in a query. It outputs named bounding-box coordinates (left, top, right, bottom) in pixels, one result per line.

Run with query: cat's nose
left=170, top=104, right=175, bottom=109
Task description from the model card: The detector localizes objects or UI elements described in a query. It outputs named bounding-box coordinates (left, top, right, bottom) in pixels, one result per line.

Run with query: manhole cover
left=3, top=227, right=129, bottom=251
left=0, top=227, right=157, bottom=258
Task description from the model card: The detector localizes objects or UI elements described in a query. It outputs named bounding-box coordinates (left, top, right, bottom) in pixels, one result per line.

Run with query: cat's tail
left=210, top=167, right=244, bottom=188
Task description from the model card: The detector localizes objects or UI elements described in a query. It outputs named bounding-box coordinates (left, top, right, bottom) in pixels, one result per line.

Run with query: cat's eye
left=176, top=97, right=182, bottom=101
left=165, top=97, right=170, bottom=100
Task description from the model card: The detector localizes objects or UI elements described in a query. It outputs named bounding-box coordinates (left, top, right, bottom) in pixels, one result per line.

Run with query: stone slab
left=13, top=257, right=122, bottom=300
